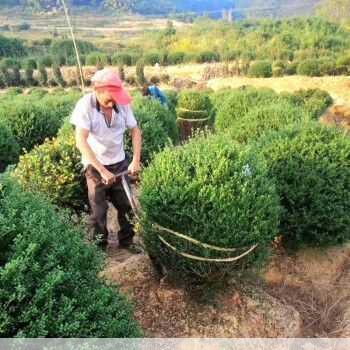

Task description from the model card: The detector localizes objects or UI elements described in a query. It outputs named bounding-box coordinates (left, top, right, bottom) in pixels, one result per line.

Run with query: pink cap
left=91, top=68, right=132, bottom=105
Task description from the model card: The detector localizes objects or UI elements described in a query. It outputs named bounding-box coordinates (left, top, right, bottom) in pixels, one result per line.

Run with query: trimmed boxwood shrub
left=163, top=89, right=178, bottom=112
left=297, top=59, right=320, bottom=76
left=176, top=90, right=213, bottom=121
left=285, top=61, right=298, bottom=75
left=215, top=87, right=280, bottom=132
left=336, top=55, right=350, bottom=74
left=39, top=55, right=53, bottom=67
left=111, top=53, right=132, bottom=66
left=86, top=52, right=111, bottom=68
left=319, top=58, right=337, bottom=76
left=12, top=122, right=86, bottom=211
left=136, top=60, right=146, bottom=85
left=226, top=101, right=311, bottom=144
left=139, top=134, right=281, bottom=280
left=255, top=122, right=350, bottom=248
left=0, top=177, right=141, bottom=337
left=126, top=95, right=176, bottom=164
left=167, top=52, right=185, bottom=65
left=53, top=64, right=66, bottom=87
left=195, top=51, right=220, bottom=63
left=248, top=61, right=273, bottom=78
left=143, top=52, right=161, bottom=66
left=292, top=89, right=333, bottom=119
left=24, top=58, right=37, bottom=70
left=272, top=66, right=284, bottom=77
left=209, top=88, right=238, bottom=115
left=0, top=92, right=79, bottom=152
left=133, top=94, right=178, bottom=141
left=0, top=121, right=20, bottom=172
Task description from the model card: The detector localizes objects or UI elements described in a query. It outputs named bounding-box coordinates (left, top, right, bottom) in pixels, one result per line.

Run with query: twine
left=152, top=222, right=249, bottom=252
left=158, top=235, right=258, bottom=263
left=178, top=107, right=208, bottom=113
left=177, top=117, right=210, bottom=122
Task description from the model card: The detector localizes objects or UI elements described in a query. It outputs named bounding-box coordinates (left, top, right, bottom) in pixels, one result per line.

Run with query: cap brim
left=106, top=86, right=132, bottom=106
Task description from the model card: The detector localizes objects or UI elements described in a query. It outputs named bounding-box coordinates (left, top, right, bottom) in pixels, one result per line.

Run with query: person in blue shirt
left=142, top=76, right=168, bottom=106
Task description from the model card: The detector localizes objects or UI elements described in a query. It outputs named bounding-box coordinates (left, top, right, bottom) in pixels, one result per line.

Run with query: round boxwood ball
left=139, top=134, right=281, bottom=280
left=226, top=101, right=311, bottom=144
left=176, top=90, right=212, bottom=120
left=255, top=122, right=350, bottom=248
left=215, top=87, right=280, bottom=132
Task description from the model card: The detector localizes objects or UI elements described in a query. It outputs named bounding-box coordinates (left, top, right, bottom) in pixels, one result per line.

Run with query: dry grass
left=144, top=63, right=350, bottom=105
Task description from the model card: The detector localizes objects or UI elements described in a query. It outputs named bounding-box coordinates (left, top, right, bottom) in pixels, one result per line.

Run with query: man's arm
left=75, top=128, right=116, bottom=185
left=128, top=126, right=142, bottom=175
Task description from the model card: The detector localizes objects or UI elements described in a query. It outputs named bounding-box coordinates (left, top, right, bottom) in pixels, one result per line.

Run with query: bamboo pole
left=60, top=0, right=85, bottom=92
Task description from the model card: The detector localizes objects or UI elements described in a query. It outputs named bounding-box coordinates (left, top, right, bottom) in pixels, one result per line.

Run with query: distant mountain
left=0, top=0, right=321, bottom=18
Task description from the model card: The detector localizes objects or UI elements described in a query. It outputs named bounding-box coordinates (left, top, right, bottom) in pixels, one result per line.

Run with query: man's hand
left=100, top=167, right=116, bottom=185
left=128, top=159, right=141, bottom=176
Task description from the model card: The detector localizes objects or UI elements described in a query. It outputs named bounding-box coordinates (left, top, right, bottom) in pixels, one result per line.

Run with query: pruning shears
left=110, top=170, right=138, bottom=214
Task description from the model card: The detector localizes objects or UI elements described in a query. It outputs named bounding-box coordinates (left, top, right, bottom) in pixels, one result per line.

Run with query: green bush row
left=0, top=91, right=80, bottom=154
left=0, top=177, right=141, bottom=337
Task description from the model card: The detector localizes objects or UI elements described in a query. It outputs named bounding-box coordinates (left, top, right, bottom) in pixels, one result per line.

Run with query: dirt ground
left=101, top=206, right=350, bottom=338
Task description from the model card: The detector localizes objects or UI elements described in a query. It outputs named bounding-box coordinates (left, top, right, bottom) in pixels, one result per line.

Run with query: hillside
left=0, top=0, right=322, bottom=18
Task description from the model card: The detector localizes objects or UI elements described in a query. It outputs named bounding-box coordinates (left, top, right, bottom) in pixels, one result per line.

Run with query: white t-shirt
left=70, top=92, right=137, bottom=167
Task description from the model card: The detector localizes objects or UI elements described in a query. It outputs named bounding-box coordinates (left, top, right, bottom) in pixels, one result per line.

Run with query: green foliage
left=177, top=90, right=212, bottom=120
left=39, top=55, right=53, bottom=67
left=167, top=51, right=185, bottom=65
left=53, top=65, right=66, bottom=87
left=336, top=54, right=350, bottom=74
left=248, top=61, right=273, bottom=78
left=0, top=92, right=80, bottom=152
left=86, top=52, right=111, bottom=69
left=0, top=121, right=20, bottom=172
left=195, top=51, right=220, bottom=63
left=0, top=178, right=141, bottom=337
left=126, top=95, right=177, bottom=164
left=13, top=122, right=86, bottom=211
left=226, top=101, right=311, bottom=144
left=38, top=64, right=48, bottom=86
left=0, top=35, right=26, bottom=58
left=163, top=89, right=178, bottom=111
left=291, top=89, right=333, bottom=119
left=143, top=52, right=161, bottom=66
left=215, top=87, right=280, bottom=132
left=255, top=122, right=350, bottom=248
left=139, top=134, right=280, bottom=280
left=24, top=67, right=36, bottom=86
left=118, top=65, right=125, bottom=81
left=111, top=53, right=132, bottom=66
left=50, top=39, right=96, bottom=63
left=24, top=58, right=37, bottom=70
left=4, top=87, right=23, bottom=96
left=136, top=60, right=146, bottom=85
left=297, top=59, right=320, bottom=76
left=26, top=87, right=49, bottom=97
